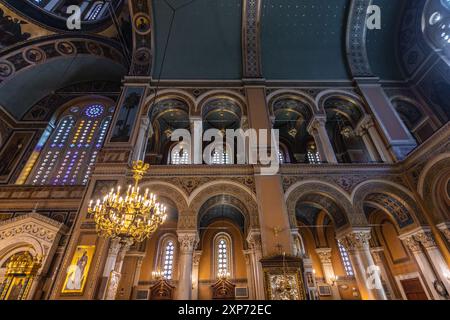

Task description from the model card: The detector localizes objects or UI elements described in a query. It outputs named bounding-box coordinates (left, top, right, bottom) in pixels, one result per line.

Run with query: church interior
left=0, top=0, right=449, bottom=301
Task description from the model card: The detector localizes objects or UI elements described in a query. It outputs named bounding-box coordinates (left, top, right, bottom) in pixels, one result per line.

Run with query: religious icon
left=268, top=274, right=300, bottom=300
left=134, top=15, right=150, bottom=34
left=5, top=277, right=27, bottom=300
left=61, top=245, right=95, bottom=294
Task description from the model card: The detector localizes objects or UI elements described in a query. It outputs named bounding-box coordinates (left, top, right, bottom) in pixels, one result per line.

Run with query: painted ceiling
left=152, top=0, right=408, bottom=81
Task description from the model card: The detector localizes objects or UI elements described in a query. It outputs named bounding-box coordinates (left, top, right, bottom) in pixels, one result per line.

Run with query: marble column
left=358, top=115, right=394, bottom=163
left=400, top=234, right=442, bottom=300
left=370, top=247, right=395, bottom=299
left=176, top=231, right=199, bottom=300
left=104, top=239, right=133, bottom=300
left=243, top=250, right=255, bottom=299
left=355, top=116, right=382, bottom=163
left=131, top=255, right=145, bottom=299
left=355, top=79, right=417, bottom=160
left=412, top=228, right=450, bottom=296
left=132, top=117, right=150, bottom=161
left=337, top=228, right=387, bottom=300
left=190, top=117, right=203, bottom=164
left=247, top=230, right=264, bottom=300
left=307, top=116, right=338, bottom=164
left=315, top=247, right=340, bottom=299
left=291, top=228, right=305, bottom=257
left=191, top=250, right=202, bottom=300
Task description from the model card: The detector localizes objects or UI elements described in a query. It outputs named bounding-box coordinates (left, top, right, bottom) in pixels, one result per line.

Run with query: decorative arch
left=143, top=90, right=195, bottom=117
left=417, top=153, right=450, bottom=223
left=196, top=91, right=247, bottom=117
left=187, top=181, right=258, bottom=230
left=352, top=180, right=424, bottom=231
left=285, top=180, right=357, bottom=230
left=267, top=90, right=317, bottom=115
left=139, top=181, right=189, bottom=214
left=316, top=90, right=366, bottom=116
left=198, top=194, right=249, bottom=235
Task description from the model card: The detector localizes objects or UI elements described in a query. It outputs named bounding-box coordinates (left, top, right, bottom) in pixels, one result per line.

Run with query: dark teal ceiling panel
left=366, top=0, right=406, bottom=80
left=261, top=0, right=351, bottom=80
left=152, top=0, right=242, bottom=80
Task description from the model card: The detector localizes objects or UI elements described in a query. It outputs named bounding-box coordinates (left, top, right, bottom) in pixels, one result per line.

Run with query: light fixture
left=88, top=160, right=167, bottom=243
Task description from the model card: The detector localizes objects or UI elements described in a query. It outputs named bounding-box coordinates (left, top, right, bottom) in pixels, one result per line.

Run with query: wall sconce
left=330, top=275, right=339, bottom=286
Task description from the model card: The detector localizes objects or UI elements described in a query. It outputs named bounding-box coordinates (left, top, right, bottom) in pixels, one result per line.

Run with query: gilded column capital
left=177, top=231, right=199, bottom=254
left=108, top=238, right=121, bottom=256
left=242, top=249, right=253, bottom=265
left=315, top=247, right=332, bottom=264
left=401, top=235, right=422, bottom=253
left=246, top=229, right=262, bottom=251
left=193, top=250, right=202, bottom=266
left=307, top=116, right=327, bottom=136
left=356, top=115, right=375, bottom=131
left=413, top=230, right=437, bottom=249
left=337, top=228, right=372, bottom=252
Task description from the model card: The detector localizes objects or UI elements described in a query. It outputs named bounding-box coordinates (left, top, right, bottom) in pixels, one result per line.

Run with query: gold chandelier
left=88, top=161, right=167, bottom=243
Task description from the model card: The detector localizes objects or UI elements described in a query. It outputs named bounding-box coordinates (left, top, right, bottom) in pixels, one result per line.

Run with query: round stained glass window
left=85, top=105, right=104, bottom=118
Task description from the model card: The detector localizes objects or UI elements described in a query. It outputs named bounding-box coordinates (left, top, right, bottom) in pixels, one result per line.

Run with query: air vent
left=136, top=289, right=149, bottom=300
left=235, top=287, right=248, bottom=298
left=318, top=284, right=332, bottom=296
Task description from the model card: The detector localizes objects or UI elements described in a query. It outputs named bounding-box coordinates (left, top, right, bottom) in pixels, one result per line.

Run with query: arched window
left=211, top=149, right=231, bottom=164
left=85, top=1, right=106, bottom=20
left=337, top=241, right=354, bottom=277
left=306, top=141, right=321, bottom=164
left=424, top=1, right=450, bottom=56
left=161, top=238, right=175, bottom=280
left=29, top=103, right=114, bottom=186
left=278, top=150, right=285, bottom=164
left=169, top=143, right=190, bottom=165
left=214, top=233, right=232, bottom=278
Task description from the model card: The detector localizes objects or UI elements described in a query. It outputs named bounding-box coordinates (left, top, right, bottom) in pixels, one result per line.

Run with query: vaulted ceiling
left=151, top=0, right=409, bottom=81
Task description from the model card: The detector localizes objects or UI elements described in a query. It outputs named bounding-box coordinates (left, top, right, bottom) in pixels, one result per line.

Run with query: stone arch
left=316, top=90, right=366, bottom=117
left=417, top=153, right=450, bottom=223
left=285, top=180, right=357, bottom=231
left=187, top=181, right=258, bottom=230
left=196, top=91, right=247, bottom=117
left=352, top=180, right=424, bottom=232
left=143, top=90, right=196, bottom=117
left=0, top=236, right=44, bottom=268
left=266, top=90, right=317, bottom=115
left=139, top=180, right=189, bottom=215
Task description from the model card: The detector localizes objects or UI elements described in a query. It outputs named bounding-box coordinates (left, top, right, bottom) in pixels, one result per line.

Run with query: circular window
left=85, top=104, right=104, bottom=118
left=438, top=19, right=450, bottom=45
left=430, top=12, right=443, bottom=25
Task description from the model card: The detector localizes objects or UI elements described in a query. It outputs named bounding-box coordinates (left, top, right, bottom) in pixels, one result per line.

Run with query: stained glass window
left=215, top=234, right=231, bottom=277
left=307, top=150, right=321, bottom=164
left=170, top=145, right=189, bottom=165
left=278, top=150, right=285, bottom=164
left=162, top=239, right=175, bottom=280
left=338, top=241, right=354, bottom=277
left=29, top=104, right=114, bottom=186
left=211, top=148, right=231, bottom=164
